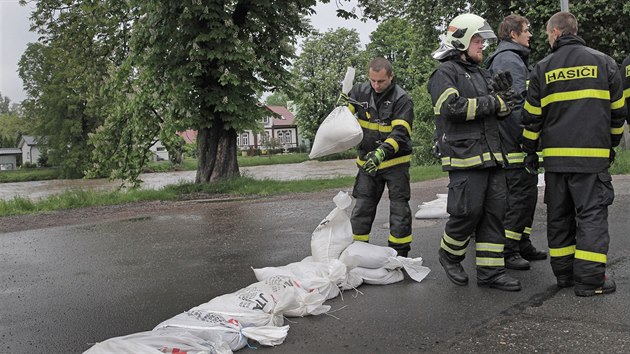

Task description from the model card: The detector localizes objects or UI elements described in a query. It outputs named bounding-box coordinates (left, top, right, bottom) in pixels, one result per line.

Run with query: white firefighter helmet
left=444, top=13, right=496, bottom=51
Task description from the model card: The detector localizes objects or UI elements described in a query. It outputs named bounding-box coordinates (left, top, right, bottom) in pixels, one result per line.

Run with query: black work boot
left=438, top=249, right=468, bottom=286
left=519, top=237, right=547, bottom=261
left=556, top=274, right=574, bottom=288
left=477, top=273, right=522, bottom=291
left=505, top=252, right=531, bottom=270
left=575, top=278, right=616, bottom=297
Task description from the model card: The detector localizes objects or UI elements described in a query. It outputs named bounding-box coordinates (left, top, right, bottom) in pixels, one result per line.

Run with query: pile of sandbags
left=84, top=191, right=430, bottom=353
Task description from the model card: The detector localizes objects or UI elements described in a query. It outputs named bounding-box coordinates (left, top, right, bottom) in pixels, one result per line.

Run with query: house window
left=241, top=133, right=249, bottom=146
left=236, top=135, right=241, bottom=146
left=263, top=116, right=270, bottom=125
left=156, top=147, right=166, bottom=152
left=281, top=130, right=292, bottom=143
left=277, top=131, right=283, bottom=143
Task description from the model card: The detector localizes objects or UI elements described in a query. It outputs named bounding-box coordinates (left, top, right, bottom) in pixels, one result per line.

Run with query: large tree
left=19, top=0, right=130, bottom=178
left=290, top=27, right=366, bottom=141
left=88, top=0, right=322, bottom=184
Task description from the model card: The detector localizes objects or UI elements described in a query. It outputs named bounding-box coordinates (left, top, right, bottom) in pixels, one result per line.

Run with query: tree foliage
left=18, top=0, right=130, bottom=178
left=290, top=28, right=366, bottom=141
left=0, top=93, right=26, bottom=148
left=19, top=0, right=327, bottom=184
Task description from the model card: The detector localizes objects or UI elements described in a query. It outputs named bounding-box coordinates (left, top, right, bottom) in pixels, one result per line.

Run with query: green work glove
left=337, top=92, right=350, bottom=106
left=362, top=148, right=386, bottom=176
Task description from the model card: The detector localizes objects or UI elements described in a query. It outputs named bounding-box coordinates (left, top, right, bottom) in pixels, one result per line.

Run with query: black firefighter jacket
left=522, top=35, right=627, bottom=173
left=428, top=56, right=505, bottom=171
left=348, top=81, right=414, bottom=170
left=486, top=40, right=531, bottom=168
left=621, top=54, right=630, bottom=116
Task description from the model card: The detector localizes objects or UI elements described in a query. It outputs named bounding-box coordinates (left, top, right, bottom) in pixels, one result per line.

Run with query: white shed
left=18, top=135, right=41, bottom=165
left=0, top=148, right=22, bottom=170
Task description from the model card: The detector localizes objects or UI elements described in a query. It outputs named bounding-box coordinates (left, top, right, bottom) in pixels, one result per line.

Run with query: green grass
left=0, top=168, right=60, bottom=183
left=0, top=164, right=445, bottom=217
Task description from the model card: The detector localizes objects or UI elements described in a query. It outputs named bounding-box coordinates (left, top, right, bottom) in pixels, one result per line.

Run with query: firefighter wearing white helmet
left=428, top=14, right=521, bottom=291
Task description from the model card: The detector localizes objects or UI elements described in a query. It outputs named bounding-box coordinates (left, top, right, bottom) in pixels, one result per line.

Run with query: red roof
left=266, top=105, right=296, bottom=127
left=177, top=130, right=197, bottom=144
left=176, top=105, right=295, bottom=144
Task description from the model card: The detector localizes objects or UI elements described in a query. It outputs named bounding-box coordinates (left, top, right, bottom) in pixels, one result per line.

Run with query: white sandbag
left=339, top=241, right=397, bottom=269
left=155, top=311, right=289, bottom=351
left=350, top=267, right=405, bottom=285
left=308, top=106, right=363, bottom=159
left=84, top=328, right=232, bottom=354
left=339, top=241, right=431, bottom=283
left=415, top=193, right=449, bottom=219
left=341, top=66, right=355, bottom=94
left=311, top=191, right=354, bottom=263
left=253, top=258, right=348, bottom=300
left=188, top=275, right=308, bottom=328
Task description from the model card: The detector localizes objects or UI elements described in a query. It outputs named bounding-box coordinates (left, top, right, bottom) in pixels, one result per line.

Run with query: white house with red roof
left=176, top=105, right=300, bottom=155
left=237, top=105, right=298, bottom=152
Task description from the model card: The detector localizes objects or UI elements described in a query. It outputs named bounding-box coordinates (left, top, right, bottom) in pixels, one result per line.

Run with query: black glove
left=524, top=153, right=539, bottom=175
left=610, top=148, right=616, bottom=165
left=492, top=71, right=513, bottom=92
left=491, top=71, right=515, bottom=119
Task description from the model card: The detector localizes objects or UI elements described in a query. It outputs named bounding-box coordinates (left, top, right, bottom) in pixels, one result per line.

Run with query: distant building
left=18, top=135, right=42, bottom=165
left=149, top=140, right=169, bottom=161
left=237, top=105, right=299, bottom=152
left=0, top=148, right=22, bottom=170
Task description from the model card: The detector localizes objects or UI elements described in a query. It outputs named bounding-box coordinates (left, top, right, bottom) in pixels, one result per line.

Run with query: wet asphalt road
left=1, top=175, right=629, bottom=353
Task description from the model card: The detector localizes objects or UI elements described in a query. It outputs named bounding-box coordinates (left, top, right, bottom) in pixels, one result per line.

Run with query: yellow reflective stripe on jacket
left=611, top=96, right=625, bottom=110
left=348, top=104, right=356, bottom=114
left=353, top=234, right=370, bottom=242
left=549, top=245, right=576, bottom=257
left=434, top=87, right=459, bottom=115
left=466, top=98, right=477, bottom=121
left=389, top=234, right=412, bottom=244
left=441, top=239, right=467, bottom=256
left=505, top=229, right=522, bottom=241
left=392, top=119, right=412, bottom=135
left=384, top=138, right=399, bottom=153
left=356, top=154, right=411, bottom=170
left=476, top=257, right=505, bottom=267
left=492, top=152, right=504, bottom=163
left=611, top=126, right=625, bottom=135
left=543, top=147, right=609, bottom=158
left=524, top=101, right=542, bottom=115
left=443, top=155, right=482, bottom=168
left=507, top=152, right=525, bottom=164
left=442, top=232, right=469, bottom=247
left=575, top=249, right=607, bottom=264
left=523, top=129, right=540, bottom=140
left=358, top=119, right=393, bottom=133
left=540, top=89, right=610, bottom=108
left=476, top=242, right=504, bottom=253
left=523, top=226, right=532, bottom=235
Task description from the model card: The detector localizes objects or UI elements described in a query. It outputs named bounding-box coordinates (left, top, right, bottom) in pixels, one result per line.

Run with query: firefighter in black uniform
left=522, top=12, right=626, bottom=296
left=429, top=14, right=521, bottom=291
left=339, top=57, right=414, bottom=257
left=622, top=54, right=630, bottom=113
left=486, top=14, right=548, bottom=270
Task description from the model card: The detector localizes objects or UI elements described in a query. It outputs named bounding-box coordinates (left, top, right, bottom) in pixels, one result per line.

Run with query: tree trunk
left=195, top=117, right=240, bottom=183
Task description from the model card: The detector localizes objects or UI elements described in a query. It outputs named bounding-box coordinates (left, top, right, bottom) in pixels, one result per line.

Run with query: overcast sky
left=0, top=1, right=377, bottom=104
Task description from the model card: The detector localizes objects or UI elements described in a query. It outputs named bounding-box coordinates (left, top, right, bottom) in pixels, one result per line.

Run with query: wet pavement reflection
left=0, top=159, right=357, bottom=201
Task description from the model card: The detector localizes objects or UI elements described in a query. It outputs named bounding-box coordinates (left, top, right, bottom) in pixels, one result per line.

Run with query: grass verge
left=0, top=164, right=445, bottom=217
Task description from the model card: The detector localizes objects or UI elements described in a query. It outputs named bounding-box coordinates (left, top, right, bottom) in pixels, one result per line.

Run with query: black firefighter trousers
left=544, top=171, right=614, bottom=287
left=504, top=168, right=539, bottom=254
left=351, top=165, right=412, bottom=253
left=440, top=167, right=507, bottom=281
